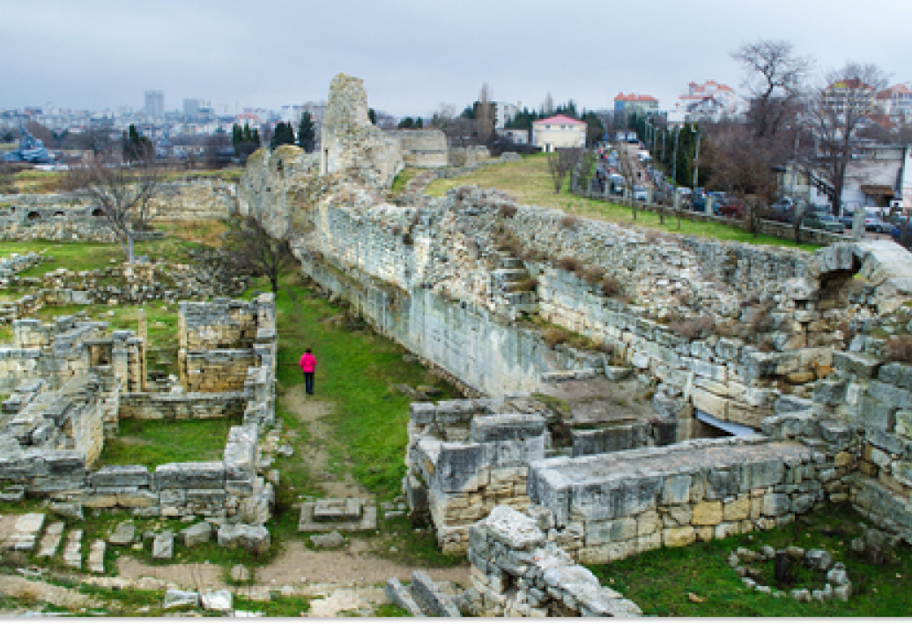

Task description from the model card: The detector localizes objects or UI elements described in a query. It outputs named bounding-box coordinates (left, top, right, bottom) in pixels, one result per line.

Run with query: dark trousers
left=304, top=371, right=315, bottom=395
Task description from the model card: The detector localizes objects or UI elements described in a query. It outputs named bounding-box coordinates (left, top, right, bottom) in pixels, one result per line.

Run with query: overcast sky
left=3, top=0, right=911, bottom=118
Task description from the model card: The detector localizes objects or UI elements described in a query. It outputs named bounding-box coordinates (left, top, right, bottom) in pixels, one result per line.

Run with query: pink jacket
left=299, top=353, right=317, bottom=373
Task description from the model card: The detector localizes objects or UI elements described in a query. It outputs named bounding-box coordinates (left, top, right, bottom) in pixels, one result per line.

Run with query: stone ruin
left=0, top=294, right=277, bottom=527
left=0, top=180, right=236, bottom=242
left=233, top=72, right=912, bottom=599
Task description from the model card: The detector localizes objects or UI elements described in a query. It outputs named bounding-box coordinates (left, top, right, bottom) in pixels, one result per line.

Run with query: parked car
left=864, top=214, right=889, bottom=232
left=716, top=197, right=745, bottom=219
left=691, top=189, right=706, bottom=212
left=633, top=185, right=647, bottom=202
left=802, top=212, right=844, bottom=233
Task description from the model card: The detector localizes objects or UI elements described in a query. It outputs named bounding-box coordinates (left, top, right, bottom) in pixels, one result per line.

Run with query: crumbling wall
left=386, top=129, right=448, bottom=168
left=118, top=392, right=246, bottom=421
left=465, top=505, right=642, bottom=617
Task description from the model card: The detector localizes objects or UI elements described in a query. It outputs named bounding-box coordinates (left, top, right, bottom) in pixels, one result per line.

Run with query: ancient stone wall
left=0, top=180, right=235, bottom=242
left=386, top=129, right=448, bottom=168
left=118, top=392, right=246, bottom=421
left=449, top=146, right=492, bottom=167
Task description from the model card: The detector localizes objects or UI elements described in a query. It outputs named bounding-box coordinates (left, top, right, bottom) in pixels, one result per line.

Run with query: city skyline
left=2, top=0, right=911, bottom=118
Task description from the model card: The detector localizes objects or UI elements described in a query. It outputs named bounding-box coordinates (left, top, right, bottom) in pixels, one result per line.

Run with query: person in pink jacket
left=299, top=348, right=317, bottom=395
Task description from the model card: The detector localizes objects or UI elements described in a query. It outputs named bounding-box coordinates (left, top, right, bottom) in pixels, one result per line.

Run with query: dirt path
left=281, top=384, right=369, bottom=499
left=0, top=574, right=99, bottom=612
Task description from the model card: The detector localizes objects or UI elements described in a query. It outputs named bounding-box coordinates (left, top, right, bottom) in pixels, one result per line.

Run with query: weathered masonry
left=0, top=294, right=277, bottom=524
left=237, top=73, right=912, bottom=564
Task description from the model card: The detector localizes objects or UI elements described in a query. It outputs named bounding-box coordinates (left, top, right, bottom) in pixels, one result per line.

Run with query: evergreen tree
left=270, top=122, right=295, bottom=149
left=297, top=111, right=315, bottom=152
left=398, top=117, right=414, bottom=129
left=415, top=118, right=423, bottom=129
left=368, top=108, right=377, bottom=125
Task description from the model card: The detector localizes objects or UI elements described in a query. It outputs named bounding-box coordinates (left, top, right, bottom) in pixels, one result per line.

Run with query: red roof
left=534, top=114, right=585, bottom=125
left=614, top=93, right=658, bottom=102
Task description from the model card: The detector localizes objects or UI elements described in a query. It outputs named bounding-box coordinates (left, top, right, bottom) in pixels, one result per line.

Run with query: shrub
left=582, top=266, right=604, bottom=284
left=600, top=276, right=621, bottom=297
left=556, top=256, right=581, bottom=273
left=499, top=203, right=518, bottom=218
left=885, top=335, right=912, bottom=363
left=560, top=214, right=579, bottom=229
left=669, top=315, right=716, bottom=340
left=543, top=328, right=570, bottom=347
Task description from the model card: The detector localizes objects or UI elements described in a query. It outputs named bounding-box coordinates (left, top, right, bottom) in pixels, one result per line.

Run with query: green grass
left=426, top=154, right=820, bottom=252
left=233, top=594, right=311, bottom=616
left=588, top=504, right=912, bottom=617
left=98, top=417, right=239, bottom=468
left=390, top=167, right=419, bottom=195
left=263, top=276, right=462, bottom=499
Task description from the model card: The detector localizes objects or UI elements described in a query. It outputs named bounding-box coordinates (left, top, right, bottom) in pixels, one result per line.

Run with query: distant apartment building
left=532, top=115, right=586, bottom=152
left=876, top=83, right=912, bottom=120
left=498, top=128, right=529, bottom=145
left=822, top=78, right=876, bottom=116
left=674, top=80, right=738, bottom=119
left=613, top=93, right=659, bottom=121
left=145, top=90, right=164, bottom=119
left=494, top=101, right=519, bottom=129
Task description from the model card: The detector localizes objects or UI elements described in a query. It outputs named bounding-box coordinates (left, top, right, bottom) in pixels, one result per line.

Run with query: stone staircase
left=7, top=513, right=105, bottom=574
left=492, top=249, right=539, bottom=319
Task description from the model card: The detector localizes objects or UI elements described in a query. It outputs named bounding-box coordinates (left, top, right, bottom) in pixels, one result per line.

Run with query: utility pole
left=692, top=128, right=700, bottom=189
left=672, top=126, right=679, bottom=187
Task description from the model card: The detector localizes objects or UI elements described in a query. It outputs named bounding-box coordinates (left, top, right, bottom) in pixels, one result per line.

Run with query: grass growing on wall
left=425, top=154, right=820, bottom=252
left=588, top=504, right=912, bottom=617
left=390, top=167, right=419, bottom=195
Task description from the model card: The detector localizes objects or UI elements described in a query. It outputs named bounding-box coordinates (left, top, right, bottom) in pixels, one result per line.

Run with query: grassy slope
left=426, top=154, right=820, bottom=252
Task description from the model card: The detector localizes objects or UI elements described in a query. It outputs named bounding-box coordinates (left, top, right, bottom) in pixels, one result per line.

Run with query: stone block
left=723, top=497, right=750, bottom=522
left=762, top=493, right=791, bottom=516
left=217, top=523, right=270, bottom=555
left=470, top=413, right=545, bottom=443
left=661, top=475, right=692, bottom=506
left=436, top=442, right=485, bottom=493
left=201, top=589, right=233, bottom=612
left=153, top=531, right=174, bottom=559
left=584, top=517, right=637, bottom=546
left=691, top=501, right=722, bottom=526
left=878, top=362, right=912, bottom=390
left=868, top=380, right=912, bottom=410
left=663, top=526, right=696, bottom=548
left=181, top=522, right=213, bottom=548
left=163, top=589, right=199, bottom=610
left=833, top=351, right=882, bottom=379
left=860, top=395, right=898, bottom=432
left=91, top=465, right=151, bottom=489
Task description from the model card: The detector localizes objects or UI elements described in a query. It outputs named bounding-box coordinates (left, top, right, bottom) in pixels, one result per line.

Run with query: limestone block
left=584, top=517, right=637, bottom=546
left=878, top=362, right=912, bottom=391
left=692, top=387, right=728, bottom=420
left=691, top=501, right=723, bottom=526
left=723, top=497, right=750, bottom=522
left=661, top=475, right=692, bottom=506
left=117, top=491, right=158, bottom=508
left=661, top=505, right=692, bottom=527
left=663, top=526, right=696, bottom=548
left=163, top=589, right=199, bottom=610
left=153, top=531, right=174, bottom=559
left=762, top=493, right=791, bottom=516
left=636, top=510, right=661, bottom=536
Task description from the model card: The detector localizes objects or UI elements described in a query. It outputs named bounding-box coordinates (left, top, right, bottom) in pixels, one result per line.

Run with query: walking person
left=299, top=348, right=317, bottom=395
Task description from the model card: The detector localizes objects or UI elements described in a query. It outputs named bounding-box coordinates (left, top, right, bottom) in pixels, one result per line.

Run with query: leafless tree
left=732, top=39, right=812, bottom=138
left=66, top=155, right=168, bottom=263
left=611, top=140, right=641, bottom=219
left=801, top=62, right=890, bottom=214
left=203, top=132, right=231, bottom=169
left=221, top=212, right=294, bottom=294
left=476, top=83, right=494, bottom=145
left=77, top=126, right=116, bottom=156
left=547, top=148, right=581, bottom=194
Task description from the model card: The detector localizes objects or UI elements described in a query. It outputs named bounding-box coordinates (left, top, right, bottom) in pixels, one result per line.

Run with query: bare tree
left=611, top=139, right=641, bottom=219
left=67, top=155, right=167, bottom=263
left=477, top=83, right=494, bottom=145
left=221, top=213, right=294, bottom=294
left=547, top=148, right=581, bottom=194
left=802, top=62, right=890, bottom=214
left=732, top=39, right=812, bottom=138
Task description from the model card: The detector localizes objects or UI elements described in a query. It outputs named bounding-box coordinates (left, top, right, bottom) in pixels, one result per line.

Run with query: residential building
left=876, top=83, right=912, bottom=120
left=144, top=90, right=164, bottom=119
left=613, top=93, right=659, bottom=121
left=532, top=114, right=586, bottom=152
left=498, top=128, right=529, bottom=145
left=821, top=78, right=876, bottom=116
left=494, top=102, right=519, bottom=129
left=674, top=80, right=738, bottom=120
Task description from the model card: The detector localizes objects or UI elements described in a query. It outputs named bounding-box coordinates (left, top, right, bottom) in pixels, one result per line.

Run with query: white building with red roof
left=876, top=83, right=912, bottom=120
left=613, top=93, right=659, bottom=120
left=674, top=80, right=738, bottom=119
left=532, top=114, right=587, bottom=152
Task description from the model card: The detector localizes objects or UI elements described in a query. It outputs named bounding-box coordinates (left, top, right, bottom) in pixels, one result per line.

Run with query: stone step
left=63, top=529, right=83, bottom=569
left=9, top=513, right=45, bottom=552
left=36, top=521, right=65, bottom=558
left=87, top=539, right=106, bottom=574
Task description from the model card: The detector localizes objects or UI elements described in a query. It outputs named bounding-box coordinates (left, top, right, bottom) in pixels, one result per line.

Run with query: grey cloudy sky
left=3, top=0, right=911, bottom=118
